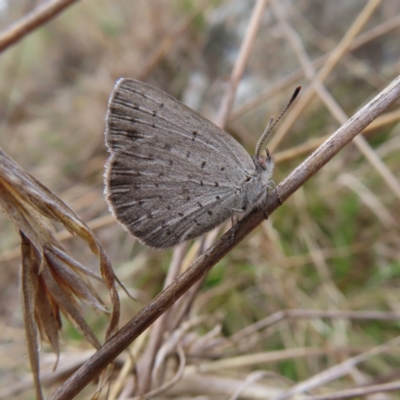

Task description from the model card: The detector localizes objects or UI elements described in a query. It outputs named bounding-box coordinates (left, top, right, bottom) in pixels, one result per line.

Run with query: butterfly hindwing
left=105, top=78, right=256, bottom=248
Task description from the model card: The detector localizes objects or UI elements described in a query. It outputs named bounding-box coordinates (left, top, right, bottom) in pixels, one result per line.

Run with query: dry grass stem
left=0, top=0, right=79, bottom=52
left=184, top=347, right=359, bottom=375
left=232, top=309, right=400, bottom=344
left=268, top=0, right=381, bottom=152
left=274, top=108, right=400, bottom=163
left=230, top=12, right=400, bottom=122
left=273, top=0, right=400, bottom=212
left=306, top=380, right=400, bottom=400
left=216, top=0, right=269, bottom=128
left=276, top=335, right=400, bottom=400
left=228, top=371, right=275, bottom=400
left=337, top=173, right=395, bottom=228
left=136, top=242, right=189, bottom=394
left=137, top=0, right=212, bottom=80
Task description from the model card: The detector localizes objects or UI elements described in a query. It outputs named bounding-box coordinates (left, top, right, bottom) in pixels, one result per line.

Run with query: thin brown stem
left=0, top=0, right=79, bottom=53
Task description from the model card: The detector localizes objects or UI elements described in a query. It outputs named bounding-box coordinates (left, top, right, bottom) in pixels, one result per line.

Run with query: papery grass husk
left=0, top=149, right=121, bottom=399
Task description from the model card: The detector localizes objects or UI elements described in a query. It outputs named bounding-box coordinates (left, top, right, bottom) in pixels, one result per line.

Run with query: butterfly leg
left=230, top=208, right=245, bottom=243
left=260, top=180, right=282, bottom=220
left=231, top=208, right=245, bottom=226
left=263, top=186, right=270, bottom=220
left=264, top=147, right=282, bottom=205
left=268, top=179, right=282, bottom=205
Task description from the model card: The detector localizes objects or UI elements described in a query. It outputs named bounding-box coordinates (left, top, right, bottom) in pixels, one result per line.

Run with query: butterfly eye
left=256, top=159, right=267, bottom=170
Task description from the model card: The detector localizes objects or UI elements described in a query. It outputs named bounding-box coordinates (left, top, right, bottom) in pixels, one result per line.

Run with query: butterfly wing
left=105, top=78, right=255, bottom=248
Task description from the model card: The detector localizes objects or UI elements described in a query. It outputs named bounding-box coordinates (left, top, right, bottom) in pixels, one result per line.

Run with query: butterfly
left=104, top=79, right=299, bottom=248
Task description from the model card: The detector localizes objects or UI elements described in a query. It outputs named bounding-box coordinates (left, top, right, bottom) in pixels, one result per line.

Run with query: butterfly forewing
left=105, top=78, right=255, bottom=248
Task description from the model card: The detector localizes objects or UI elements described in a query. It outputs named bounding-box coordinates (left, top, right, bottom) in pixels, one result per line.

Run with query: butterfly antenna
left=255, top=86, right=301, bottom=159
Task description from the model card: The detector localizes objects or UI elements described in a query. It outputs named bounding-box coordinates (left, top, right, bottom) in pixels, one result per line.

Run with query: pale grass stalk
left=268, top=0, right=381, bottom=152
left=139, top=346, right=186, bottom=400
left=231, top=309, right=400, bottom=343
left=169, top=373, right=284, bottom=398
left=291, top=192, right=350, bottom=370
left=136, top=242, right=188, bottom=394
left=377, top=134, right=400, bottom=157
left=216, top=0, right=269, bottom=128
left=188, top=324, right=222, bottom=355
left=137, top=0, right=212, bottom=80
left=273, top=0, right=400, bottom=202
left=118, top=347, right=186, bottom=400
left=300, top=227, right=339, bottom=293
left=272, top=3, right=357, bottom=354
left=109, top=355, right=134, bottom=400
left=166, top=243, right=208, bottom=329
left=306, top=380, right=400, bottom=400
left=152, top=316, right=207, bottom=385
left=230, top=13, right=400, bottom=122
left=229, top=371, right=293, bottom=400
left=352, top=136, right=400, bottom=200
left=294, top=7, right=386, bottom=90
left=337, top=173, right=396, bottom=228
left=228, top=371, right=276, bottom=400
left=168, top=279, right=204, bottom=330
left=275, top=334, right=400, bottom=400
left=167, top=240, right=209, bottom=332
left=194, top=275, right=247, bottom=311
left=280, top=239, right=376, bottom=268
left=0, top=0, right=78, bottom=52
left=274, top=108, right=400, bottom=163
left=293, top=189, right=344, bottom=302
left=109, top=330, right=148, bottom=400
left=230, top=65, right=306, bottom=121
left=184, top=347, right=356, bottom=375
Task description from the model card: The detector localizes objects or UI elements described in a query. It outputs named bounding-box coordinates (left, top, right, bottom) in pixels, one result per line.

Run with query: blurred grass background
left=1, top=0, right=400, bottom=398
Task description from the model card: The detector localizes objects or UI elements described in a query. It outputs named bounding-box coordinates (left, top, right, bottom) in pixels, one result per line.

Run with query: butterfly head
left=255, top=148, right=274, bottom=179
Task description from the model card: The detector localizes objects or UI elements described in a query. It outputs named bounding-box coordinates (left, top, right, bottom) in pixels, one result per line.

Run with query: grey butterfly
left=105, top=78, right=298, bottom=248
